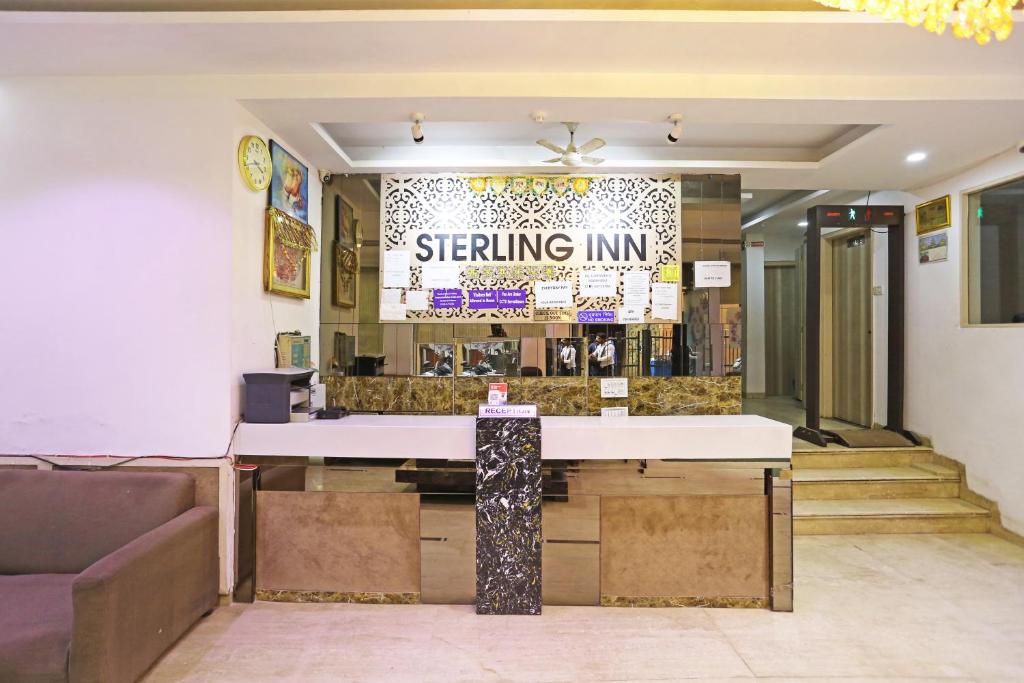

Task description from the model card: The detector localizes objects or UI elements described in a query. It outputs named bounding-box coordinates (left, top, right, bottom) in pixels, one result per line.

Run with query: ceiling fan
left=536, top=122, right=606, bottom=167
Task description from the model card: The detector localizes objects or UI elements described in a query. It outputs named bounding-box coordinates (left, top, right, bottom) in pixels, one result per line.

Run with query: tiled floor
left=144, top=533, right=1024, bottom=682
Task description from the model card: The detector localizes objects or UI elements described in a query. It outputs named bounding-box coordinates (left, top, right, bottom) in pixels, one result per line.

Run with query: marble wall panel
left=600, top=494, right=769, bottom=601
left=324, top=376, right=453, bottom=413
left=455, top=376, right=588, bottom=415
left=586, top=376, right=741, bottom=416
left=326, top=374, right=739, bottom=416
left=256, top=491, right=420, bottom=595
left=476, top=417, right=542, bottom=615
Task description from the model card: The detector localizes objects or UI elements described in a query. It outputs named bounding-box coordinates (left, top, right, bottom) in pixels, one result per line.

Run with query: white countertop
left=234, top=414, right=790, bottom=463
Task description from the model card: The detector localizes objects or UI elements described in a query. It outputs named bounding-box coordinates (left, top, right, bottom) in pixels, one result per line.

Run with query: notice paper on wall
left=382, top=250, right=411, bottom=288
left=421, top=263, right=461, bottom=289
left=617, top=306, right=644, bottom=324
left=579, top=270, right=617, bottom=297
left=694, top=261, right=731, bottom=288
left=659, top=264, right=681, bottom=283
left=650, top=282, right=678, bottom=320
left=405, top=290, right=429, bottom=311
left=622, top=271, right=650, bottom=307
left=534, top=280, right=573, bottom=309
left=381, top=288, right=403, bottom=304
left=601, top=406, right=629, bottom=418
left=600, top=377, right=628, bottom=398
left=379, top=302, right=407, bottom=321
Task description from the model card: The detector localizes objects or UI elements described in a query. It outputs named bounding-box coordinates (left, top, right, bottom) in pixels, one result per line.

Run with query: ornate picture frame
left=333, top=242, right=358, bottom=307
left=264, top=207, right=317, bottom=299
left=915, top=195, right=951, bottom=235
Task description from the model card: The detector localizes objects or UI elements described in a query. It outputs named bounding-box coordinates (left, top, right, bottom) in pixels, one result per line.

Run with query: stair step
left=793, top=447, right=933, bottom=469
left=793, top=466, right=960, bottom=500
left=794, top=498, right=991, bottom=535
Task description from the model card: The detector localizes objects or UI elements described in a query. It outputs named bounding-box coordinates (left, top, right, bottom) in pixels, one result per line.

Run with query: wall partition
left=318, top=173, right=743, bottom=416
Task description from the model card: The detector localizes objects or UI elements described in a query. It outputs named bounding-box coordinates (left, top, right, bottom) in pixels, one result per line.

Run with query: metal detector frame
left=793, top=205, right=920, bottom=448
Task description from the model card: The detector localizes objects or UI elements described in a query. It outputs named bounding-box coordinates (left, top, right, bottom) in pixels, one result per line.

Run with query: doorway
left=828, top=230, right=872, bottom=427
left=764, top=263, right=797, bottom=397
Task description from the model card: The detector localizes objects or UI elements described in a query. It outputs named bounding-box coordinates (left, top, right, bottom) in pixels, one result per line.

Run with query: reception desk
left=234, top=415, right=792, bottom=612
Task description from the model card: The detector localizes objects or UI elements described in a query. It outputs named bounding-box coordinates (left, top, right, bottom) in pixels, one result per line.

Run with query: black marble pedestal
left=475, top=415, right=542, bottom=615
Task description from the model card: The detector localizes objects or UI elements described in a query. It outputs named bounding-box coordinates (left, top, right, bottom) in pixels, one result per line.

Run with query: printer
left=242, top=368, right=326, bottom=424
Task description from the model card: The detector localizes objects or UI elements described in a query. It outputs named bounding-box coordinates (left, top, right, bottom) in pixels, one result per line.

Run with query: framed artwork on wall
left=269, top=140, right=309, bottom=223
left=915, top=195, right=951, bottom=235
left=333, top=242, right=358, bottom=308
left=339, top=197, right=356, bottom=246
left=264, top=207, right=317, bottom=299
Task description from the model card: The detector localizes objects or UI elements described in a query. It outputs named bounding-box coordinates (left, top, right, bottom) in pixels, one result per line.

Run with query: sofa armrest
left=70, top=506, right=219, bottom=683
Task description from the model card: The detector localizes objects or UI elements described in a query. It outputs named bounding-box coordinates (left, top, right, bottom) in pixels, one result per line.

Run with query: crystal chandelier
left=815, top=1, right=1021, bottom=45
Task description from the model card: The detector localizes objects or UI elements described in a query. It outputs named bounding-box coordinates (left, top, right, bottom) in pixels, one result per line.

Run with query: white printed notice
left=382, top=250, right=411, bottom=288
left=617, top=306, right=644, bottom=324
left=694, top=261, right=731, bottom=288
left=650, top=282, right=678, bottom=320
left=381, top=288, right=403, bottom=304
left=405, top=290, right=429, bottom=311
left=534, top=280, right=573, bottom=309
left=421, top=263, right=461, bottom=289
left=622, top=271, right=650, bottom=307
left=579, top=270, right=617, bottom=297
left=600, top=377, right=629, bottom=398
left=379, top=302, right=407, bottom=321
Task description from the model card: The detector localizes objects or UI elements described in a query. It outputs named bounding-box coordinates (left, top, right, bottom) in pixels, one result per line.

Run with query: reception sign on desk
left=478, top=404, right=538, bottom=418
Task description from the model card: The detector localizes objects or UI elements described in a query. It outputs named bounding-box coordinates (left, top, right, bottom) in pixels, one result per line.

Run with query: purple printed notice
left=497, top=289, right=527, bottom=309
left=433, top=289, right=464, bottom=309
left=577, top=310, right=615, bottom=323
left=468, top=289, right=498, bottom=309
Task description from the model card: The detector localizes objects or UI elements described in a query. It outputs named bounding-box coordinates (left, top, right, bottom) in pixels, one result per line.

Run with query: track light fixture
left=667, top=114, right=684, bottom=144
left=410, top=112, right=425, bottom=145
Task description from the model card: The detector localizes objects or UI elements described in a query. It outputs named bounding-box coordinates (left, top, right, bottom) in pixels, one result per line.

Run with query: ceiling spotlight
left=531, top=110, right=547, bottom=124
left=906, top=151, right=927, bottom=163
left=410, top=112, right=425, bottom=145
left=667, top=114, right=684, bottom=144
left=798, top=220, right=809, bottom=227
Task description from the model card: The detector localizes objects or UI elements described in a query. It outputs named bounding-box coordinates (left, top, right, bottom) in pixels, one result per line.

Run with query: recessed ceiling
left=323, top=121, right=863, bottom=150
left=3, top=9, right=1023, bottom=191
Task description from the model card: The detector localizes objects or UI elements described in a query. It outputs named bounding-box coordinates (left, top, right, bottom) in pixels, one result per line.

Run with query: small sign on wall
left=694, top=261, right=731, bottom=287
left=601, top=406, right=629, bottom=417
left=918, top=231, right=948, bottom=264
left=487, top=383, right=508, bottom=406
left=600, top=377, right=628, bottom=398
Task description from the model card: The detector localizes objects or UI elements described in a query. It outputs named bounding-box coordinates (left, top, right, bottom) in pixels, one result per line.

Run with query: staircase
left=793, top=447, right=992, bottom=535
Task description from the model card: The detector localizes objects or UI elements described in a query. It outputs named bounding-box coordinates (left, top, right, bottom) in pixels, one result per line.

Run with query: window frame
left=959, top=171, right=1024, bottom=328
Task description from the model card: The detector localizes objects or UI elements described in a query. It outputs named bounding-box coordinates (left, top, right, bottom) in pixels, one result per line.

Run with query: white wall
left=230, top=103, right=322, bottom=422
left=0, top=84, right=235, bottom=457
left=902, top=150, right=1024, bottom=534
left=742, top=234, right=766, bottom=396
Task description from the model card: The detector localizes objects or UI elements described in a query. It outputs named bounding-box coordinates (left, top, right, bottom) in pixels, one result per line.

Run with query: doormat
left=828, top=429, right=914, bottom=448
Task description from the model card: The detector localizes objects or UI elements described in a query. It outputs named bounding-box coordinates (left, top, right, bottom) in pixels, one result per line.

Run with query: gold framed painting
left=264, top=207, right=317, bottom=298
left=915, top=195, right=951, bottom=235
left=333, top=241, right=358, bottom=308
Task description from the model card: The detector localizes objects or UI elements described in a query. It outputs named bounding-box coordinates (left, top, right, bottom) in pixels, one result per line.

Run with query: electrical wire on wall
left=8, top=419, right=242, bottom=470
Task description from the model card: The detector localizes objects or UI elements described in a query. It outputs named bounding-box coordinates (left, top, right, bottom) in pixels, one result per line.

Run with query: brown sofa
left=0, top=469, right=219, bottom=683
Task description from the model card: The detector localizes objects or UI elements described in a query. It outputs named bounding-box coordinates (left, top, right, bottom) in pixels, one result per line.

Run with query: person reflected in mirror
left=557, top=338, right=577, bottom=376
left=590, top=334, right=616, bottom=377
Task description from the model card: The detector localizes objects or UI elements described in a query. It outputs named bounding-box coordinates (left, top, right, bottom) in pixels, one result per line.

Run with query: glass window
left=967, top=176, right=1024, bottom=324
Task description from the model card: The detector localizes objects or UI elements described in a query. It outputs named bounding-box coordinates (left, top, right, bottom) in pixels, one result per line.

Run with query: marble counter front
left=234, top=414, right=791, bottom=463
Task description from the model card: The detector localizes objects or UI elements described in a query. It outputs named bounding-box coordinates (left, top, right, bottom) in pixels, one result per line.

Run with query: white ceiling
left=2, top=9, right=1023, bottom=196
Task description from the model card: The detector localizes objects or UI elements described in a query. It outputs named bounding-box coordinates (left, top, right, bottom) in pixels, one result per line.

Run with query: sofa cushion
left=0, top=470, right=195, bottom=574
left=0, top=574, right=75, bottom=683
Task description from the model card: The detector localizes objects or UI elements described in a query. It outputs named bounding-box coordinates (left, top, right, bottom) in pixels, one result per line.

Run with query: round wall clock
left=237, top=135, right=271, bottom=191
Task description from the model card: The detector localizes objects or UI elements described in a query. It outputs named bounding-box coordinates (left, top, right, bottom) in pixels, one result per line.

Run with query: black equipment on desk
left=242, top=368, right=315, bottom=424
